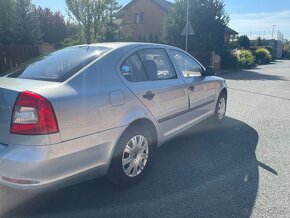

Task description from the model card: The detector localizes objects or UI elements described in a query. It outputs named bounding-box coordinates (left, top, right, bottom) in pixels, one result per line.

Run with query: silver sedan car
left=0, top=42, right=227, bottom=191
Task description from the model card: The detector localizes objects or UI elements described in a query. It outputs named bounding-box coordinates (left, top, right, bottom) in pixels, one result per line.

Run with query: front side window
left=138, top=49, right=177, bottom=81
left=170, top=50, right=203, bottom=78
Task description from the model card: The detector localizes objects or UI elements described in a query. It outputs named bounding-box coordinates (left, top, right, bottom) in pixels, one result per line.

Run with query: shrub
left=221, top=51, right=239, bottom=69
left=255, top=48, right=272, bottom=64
left=264, top=46, right=273, bottom=54
left=237, top=50, right=256, bottom=69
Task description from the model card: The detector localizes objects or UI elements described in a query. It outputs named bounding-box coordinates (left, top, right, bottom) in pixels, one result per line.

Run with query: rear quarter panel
left=37, top=47, right=160, bottom=143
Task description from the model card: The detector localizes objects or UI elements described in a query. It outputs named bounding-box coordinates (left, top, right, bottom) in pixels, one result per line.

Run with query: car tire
left=212, top=92, right=227, bottom=123
left=106, top=126, right=153, bottom=186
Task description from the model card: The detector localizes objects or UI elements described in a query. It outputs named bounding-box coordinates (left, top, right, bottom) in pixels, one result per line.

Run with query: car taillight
left=10, top=91, right=59, bottom=135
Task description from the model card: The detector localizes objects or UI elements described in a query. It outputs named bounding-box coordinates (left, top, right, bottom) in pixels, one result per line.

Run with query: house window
left=135, top=12, right=144, bottom=24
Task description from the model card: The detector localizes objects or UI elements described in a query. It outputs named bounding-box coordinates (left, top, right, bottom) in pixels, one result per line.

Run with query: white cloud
left=229, top=10, right=290, bottom=39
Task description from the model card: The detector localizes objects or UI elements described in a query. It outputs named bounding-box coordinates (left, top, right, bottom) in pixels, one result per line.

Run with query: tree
left=13, top=0, right=42, bottom=44
left=283, top=39, right=290, bottom=51
left=66, top=0, right=108, bottom=44
left=66, top=0, right=130, bottom=43
left=102, top=0, right=123, bottom=42
left=34, top=7, right=67, bottom=44
left=63, top=21, right=82, bottom=46
left=257, top=37, right=263, bottom=46
left=282, top=39, right=290, bottom=59
left=162, top=0, right=230, bottom=53
left=0, top=0, right=15, bottom=44
left=238, top=35, right=250, bottom=49
left=1, top=1, right=68, bottom=45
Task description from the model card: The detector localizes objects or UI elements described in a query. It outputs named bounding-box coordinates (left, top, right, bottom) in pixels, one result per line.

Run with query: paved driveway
left=1, top=60, right=290, bottom=218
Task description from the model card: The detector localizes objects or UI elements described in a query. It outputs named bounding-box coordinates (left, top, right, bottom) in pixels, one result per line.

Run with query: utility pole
left=263, top=31, right=265, bottom=39
left=185, top=0, right=189, bottom=51
left=181, top=0, right=194, bottom=51
left=272, top=25, right=277, bottom=40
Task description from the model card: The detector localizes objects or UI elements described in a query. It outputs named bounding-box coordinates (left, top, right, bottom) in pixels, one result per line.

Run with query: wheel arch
left=108, top=118, right=159, bottom=166
left=106, top=118, right=159, bottom=178
left=126, top=118, right=158, bottom=150
left=220, top=87, right=228, bottom=99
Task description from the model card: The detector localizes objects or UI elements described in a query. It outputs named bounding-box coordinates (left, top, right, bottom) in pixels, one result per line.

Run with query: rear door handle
left=143, top=91, right=155, bottom=100
left=188, top=85, right=195, bottom=91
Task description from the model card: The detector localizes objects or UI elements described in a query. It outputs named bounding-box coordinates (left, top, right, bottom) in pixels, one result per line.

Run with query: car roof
left=70, top=42, right=178, bottom=51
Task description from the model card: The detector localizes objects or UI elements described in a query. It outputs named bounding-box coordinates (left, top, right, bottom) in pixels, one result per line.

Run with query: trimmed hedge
left=237, top=50, right=256, bottom=69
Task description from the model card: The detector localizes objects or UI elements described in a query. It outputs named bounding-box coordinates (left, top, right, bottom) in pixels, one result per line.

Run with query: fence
left=189, top=51, right=221, bottom=70
left=0, top=44, right=54, bottom=75
left=1, top=46, right=222, bottom=75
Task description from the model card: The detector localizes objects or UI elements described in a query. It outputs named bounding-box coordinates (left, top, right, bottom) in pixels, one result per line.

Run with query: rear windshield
left=4, top=46, right=111, bottom=82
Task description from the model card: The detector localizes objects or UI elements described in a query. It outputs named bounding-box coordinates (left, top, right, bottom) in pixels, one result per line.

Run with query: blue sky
left=32, top=0, right=290, bottom=39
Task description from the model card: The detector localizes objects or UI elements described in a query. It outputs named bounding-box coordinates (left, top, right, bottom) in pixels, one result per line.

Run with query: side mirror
left=204, top=66, right=216, bottom=76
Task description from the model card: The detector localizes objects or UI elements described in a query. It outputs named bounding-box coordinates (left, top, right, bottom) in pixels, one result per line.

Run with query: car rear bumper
left=0, top=126, right=126, bottom=191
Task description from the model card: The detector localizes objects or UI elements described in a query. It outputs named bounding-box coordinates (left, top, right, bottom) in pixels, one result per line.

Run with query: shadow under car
left=2, top=117, right=260, bottom=218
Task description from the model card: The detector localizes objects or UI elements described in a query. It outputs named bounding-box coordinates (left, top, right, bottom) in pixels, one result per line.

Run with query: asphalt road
left=1, top=60, right=290, bottom=218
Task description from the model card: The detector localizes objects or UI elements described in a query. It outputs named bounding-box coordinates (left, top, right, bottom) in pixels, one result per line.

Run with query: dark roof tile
left=152, top=0, right=173, bottom=11
left=225, top=26, right=238, bottom=35
left=121, top=0, right=173, bottom=12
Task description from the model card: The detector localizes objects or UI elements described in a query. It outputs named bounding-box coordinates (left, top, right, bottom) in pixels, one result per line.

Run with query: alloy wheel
left=217, top=97, right=226, bottom=120
left=122, top=135, right=149, bottom=177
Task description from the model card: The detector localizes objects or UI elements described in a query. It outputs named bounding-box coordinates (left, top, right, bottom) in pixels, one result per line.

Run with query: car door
left=118, top=47, right=189, bottom=138
left=169, top=49, right=217, bottom=122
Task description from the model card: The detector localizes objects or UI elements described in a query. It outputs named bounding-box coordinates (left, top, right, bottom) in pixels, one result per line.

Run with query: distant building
left=119, top=0, right=173, bottom=41
left=224, top=26, right=238, bottom=42
left=120, top=0, right=238, bottom=44
left=271, top=40, right=283, bottom=58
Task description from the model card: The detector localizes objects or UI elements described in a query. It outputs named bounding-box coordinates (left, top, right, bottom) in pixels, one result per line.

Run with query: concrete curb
left=216, top=69, right=240, bottom=75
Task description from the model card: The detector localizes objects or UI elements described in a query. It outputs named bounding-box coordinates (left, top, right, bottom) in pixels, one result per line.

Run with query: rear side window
left=120, top=53, right=148, bottom=82
left=5, top=46, right=111, bottom=82
left=138, top=49, right=177, bottom=81
left=120, top=48, right=177, bottom=82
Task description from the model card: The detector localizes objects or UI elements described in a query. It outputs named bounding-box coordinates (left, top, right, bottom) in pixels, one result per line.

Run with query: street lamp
left=272, top=25, right=277, bottom=40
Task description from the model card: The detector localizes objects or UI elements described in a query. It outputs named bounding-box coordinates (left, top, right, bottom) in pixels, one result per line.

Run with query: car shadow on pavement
left=222, top=69, right=289, bottom=81
left=3, top=117, right=260, bottom=218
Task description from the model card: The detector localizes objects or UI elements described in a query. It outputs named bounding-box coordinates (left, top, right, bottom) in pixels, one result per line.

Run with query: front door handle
left=188, top=85, right=195, bottom=91
left=143, top=91, right=155, bottom=100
